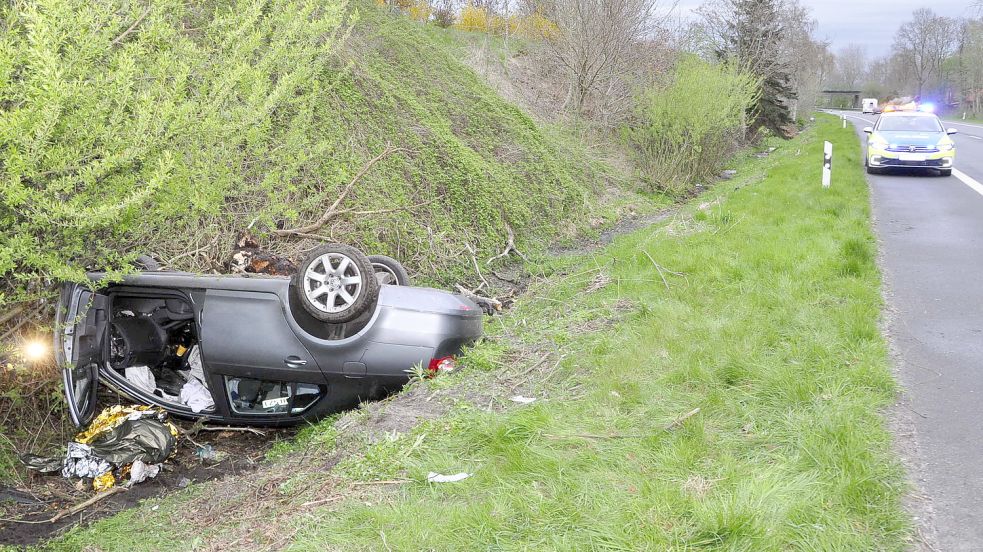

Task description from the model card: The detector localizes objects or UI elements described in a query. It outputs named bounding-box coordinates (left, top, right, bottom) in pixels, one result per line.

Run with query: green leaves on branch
left=623, top=57, right=759, bottom=196
left=0, top=0, right=350, bottom=304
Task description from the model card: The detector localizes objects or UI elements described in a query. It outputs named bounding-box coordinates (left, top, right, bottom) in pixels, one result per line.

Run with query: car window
left=877, top=116, right=943, bottom=132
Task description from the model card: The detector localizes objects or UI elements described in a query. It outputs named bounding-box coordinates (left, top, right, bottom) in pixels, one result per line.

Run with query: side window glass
left=225, top=377, right=323, bottom=415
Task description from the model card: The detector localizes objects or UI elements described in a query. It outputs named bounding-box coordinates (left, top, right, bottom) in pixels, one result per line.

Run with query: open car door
left=55, top=284, right=109, bottom=427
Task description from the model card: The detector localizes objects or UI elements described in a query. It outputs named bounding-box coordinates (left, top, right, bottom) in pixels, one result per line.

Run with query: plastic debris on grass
left=427, top=472, right=471, bottom=483
left=21, top=405, right=179, bottom=490
left=509, top=396, right=537, bottom=404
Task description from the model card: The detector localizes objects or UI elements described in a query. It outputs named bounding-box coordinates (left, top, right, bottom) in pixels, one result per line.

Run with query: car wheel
left=939, top=169, right=952, bottom=177
left=368, top=255, right=411, bottom=286
left=293, top=244, right=379, bottom=323
left=865, top=162, right=881, bottom=175
left=133, top=255, right=161, bottom=271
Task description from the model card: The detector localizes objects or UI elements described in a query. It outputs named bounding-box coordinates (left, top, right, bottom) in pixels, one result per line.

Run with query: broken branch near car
left=274, top=145, right=410, bottom=238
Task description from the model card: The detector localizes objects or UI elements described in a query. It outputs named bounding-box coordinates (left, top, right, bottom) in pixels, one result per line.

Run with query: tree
left=833, top=44, right=868, bottom=89
left=698, top=0, right=797, bottom=136
left=528, top=0, right=665, bottom=121
left=892, top=8, right=958, bottom=97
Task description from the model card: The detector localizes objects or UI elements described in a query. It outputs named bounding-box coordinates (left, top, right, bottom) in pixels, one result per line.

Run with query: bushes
left=0, top=0, right=350, bottom=304
left=0, top=0, right=599, bottom=307
left=624, top=57, right=759, bottom=195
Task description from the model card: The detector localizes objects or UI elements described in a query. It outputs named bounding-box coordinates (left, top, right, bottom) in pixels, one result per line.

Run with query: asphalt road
left=831, top=110, right=983, bottom=551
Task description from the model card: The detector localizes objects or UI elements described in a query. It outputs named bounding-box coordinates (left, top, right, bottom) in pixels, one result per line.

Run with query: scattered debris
left=21, top=405, right=178, bottom=491
left=509, top=396, right=537, bottom=405
left=719, top=169, right=738, bottom=180
left=426, top=472, right=471, bottom=483
left=192, top=444, right=228, bottom=463
left=584, top=272, right=611, bottom=293
left=176, top=477, right=192, bottom=489
left=454, top=284, right=502, bottom=315
left=230, top=232, right=297, bottom=275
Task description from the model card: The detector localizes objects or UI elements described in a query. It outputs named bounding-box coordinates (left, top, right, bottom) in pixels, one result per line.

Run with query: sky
left=673, top=1, right=976, bottom=58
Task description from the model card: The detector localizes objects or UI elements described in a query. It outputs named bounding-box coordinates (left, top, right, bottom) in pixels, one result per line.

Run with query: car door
left=199, top=289, right=320, bottom=383
left=55, top=284, right=109, bottom=427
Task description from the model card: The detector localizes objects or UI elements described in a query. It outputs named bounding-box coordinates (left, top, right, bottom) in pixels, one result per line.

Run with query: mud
left=0, top=418, right=292, bottom=547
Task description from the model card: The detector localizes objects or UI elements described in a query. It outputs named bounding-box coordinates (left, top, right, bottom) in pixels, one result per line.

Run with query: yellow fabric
left=93, top=472, right=116, bottom=491
left=74, top=405, right=180, bottom=490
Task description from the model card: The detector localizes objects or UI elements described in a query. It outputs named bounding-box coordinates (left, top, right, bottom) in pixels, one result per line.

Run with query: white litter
left=180, top=378, right=215, bottom=413
left=128, top=460, right=161, bottom=486
left=186, top=345, right=208, bottom=388
left=509, top=396, right=537, bottom=404
left=124, top=366, right=156, bottom=394
left=427, top=472, right=471, bottom=483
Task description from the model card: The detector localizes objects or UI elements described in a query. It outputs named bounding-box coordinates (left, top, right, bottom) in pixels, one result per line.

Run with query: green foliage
left=0, top=0, right=600, bottom=305
left=624, top=57, right=758, bottom=195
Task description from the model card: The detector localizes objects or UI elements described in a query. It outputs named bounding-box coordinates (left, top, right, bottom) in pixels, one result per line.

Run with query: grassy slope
left=0, top=2, right=654, bottom=488
left=38, top=115, right=910, bottom=550
left=288, top=116, right=908, bottom=550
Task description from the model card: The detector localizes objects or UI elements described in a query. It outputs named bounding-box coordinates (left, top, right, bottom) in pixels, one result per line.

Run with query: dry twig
left=275, top=145, right=408, bottom=237
left=111, top=4, right=152, bottom=46
left=48, top=487, right=126, bottom=523
left=664, top=408, right=701, bottom=431
left=486, top=224, right=528, bottom=265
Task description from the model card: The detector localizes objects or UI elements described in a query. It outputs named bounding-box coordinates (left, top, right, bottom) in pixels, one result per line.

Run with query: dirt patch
left=0, top=417, right=291, bottom=547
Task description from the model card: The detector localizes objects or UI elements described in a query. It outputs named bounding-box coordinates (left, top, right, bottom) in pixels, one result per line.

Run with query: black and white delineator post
left=822, top=141, right=832, bottom=188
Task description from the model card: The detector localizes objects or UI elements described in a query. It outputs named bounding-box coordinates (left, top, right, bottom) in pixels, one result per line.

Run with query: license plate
left=899, top=153, right=927, bottom=161
left=262, top=397, right=289, bottom=409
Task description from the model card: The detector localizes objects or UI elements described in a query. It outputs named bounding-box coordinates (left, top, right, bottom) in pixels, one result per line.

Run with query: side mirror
left=863, top=127, right=873, bottom=134
left=947, top=128, right=958, bottom=135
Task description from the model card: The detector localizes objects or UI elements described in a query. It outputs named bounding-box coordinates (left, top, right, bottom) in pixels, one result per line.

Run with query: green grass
left=281, top=115, right=909, bottom=550
left=36, top=114, right=910, bottom=550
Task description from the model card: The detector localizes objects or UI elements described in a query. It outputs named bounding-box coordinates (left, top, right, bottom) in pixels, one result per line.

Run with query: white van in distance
left=862, top=98, right=878, bottom=114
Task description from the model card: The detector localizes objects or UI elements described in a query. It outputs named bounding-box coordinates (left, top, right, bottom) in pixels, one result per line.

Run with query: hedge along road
left=834, top=109, right=983, bottom=551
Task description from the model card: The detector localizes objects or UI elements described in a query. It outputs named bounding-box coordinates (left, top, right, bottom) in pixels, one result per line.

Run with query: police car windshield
left=877, top=116, right=943, bottom=132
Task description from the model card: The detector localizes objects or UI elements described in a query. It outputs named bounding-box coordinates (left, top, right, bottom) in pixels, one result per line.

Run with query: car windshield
left=877, top=116, right=943, bottom=132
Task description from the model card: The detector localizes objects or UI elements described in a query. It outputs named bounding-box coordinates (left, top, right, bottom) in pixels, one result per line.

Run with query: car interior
left=107, top=292, right=216, bottom=413
left=106, top=289, right=331, bottom=418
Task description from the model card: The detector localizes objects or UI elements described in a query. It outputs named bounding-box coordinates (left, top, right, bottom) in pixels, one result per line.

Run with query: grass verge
left=34, top=114, right=910, bottom=550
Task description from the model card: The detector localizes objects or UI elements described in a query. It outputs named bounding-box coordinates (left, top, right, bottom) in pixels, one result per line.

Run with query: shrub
left=623, top=57, right=759, bottom=195
left=0, top=1, right=600, bottom=308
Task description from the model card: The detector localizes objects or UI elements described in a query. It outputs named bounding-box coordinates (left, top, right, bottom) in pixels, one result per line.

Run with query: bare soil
left=0, top=416, right=292, bottom=547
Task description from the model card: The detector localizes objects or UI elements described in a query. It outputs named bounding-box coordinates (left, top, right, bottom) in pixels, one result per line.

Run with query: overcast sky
left=673, top=1, right=977, bottom=58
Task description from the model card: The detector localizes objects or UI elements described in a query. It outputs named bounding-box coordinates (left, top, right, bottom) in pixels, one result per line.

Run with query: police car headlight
left=937, top=143, right=953, bottom=152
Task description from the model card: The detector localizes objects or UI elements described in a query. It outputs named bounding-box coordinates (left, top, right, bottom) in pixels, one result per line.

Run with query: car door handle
left=284, top=356, right=308, bottom=368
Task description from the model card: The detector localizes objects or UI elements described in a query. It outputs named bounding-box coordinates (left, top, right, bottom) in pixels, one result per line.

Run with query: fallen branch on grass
left=189, top=423, right=266, bottom=437
left=274, top=144, right=409, bottom=237
left=642, top=251, right=685, bottom=291
left=663, top=407, right=700, bottom=431
left=301, top=495, right=344, bottom=507
left=455, top=284, right=502, bottom=313
left=49, top=487, right=126, bottom=523
left=486, top=224, right=528, bottom=265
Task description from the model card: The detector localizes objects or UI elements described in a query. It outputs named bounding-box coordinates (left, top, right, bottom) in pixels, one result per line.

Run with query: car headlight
left=869, top=139, right=888, bottom=150
left=938, top=143, right=953, bottom=152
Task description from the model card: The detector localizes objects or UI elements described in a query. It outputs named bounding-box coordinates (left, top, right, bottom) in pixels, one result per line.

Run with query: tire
left=133, top=255, right=161, bottom=271
left=293, top=244, right=379, bottom=323
left=368, top=255, right=411, bottom=286
left=939, top=169, right=952, bottom=177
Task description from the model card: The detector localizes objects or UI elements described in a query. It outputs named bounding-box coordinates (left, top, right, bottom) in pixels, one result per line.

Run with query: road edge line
left=952, top=169, right=983, bottom=198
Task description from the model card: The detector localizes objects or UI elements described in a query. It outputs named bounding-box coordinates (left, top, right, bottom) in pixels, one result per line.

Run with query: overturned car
left=57, top=244, right=483, bottom=427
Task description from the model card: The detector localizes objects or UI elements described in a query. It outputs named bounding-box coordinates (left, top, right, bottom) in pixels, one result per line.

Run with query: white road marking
left=944, top=120, right=983, bottom=131
left=953, top=169, right=983, bottom=198
left=968, top=135, right=983, bottom=140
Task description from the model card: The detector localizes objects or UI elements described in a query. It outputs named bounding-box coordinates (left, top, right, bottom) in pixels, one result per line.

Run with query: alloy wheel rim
left=304, top=252, right=363, bottom=313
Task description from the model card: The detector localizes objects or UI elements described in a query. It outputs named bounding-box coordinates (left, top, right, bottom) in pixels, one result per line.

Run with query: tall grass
left=42, top=116, right=911, bottom=551
left=624, top=57, right=759, bottom=195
